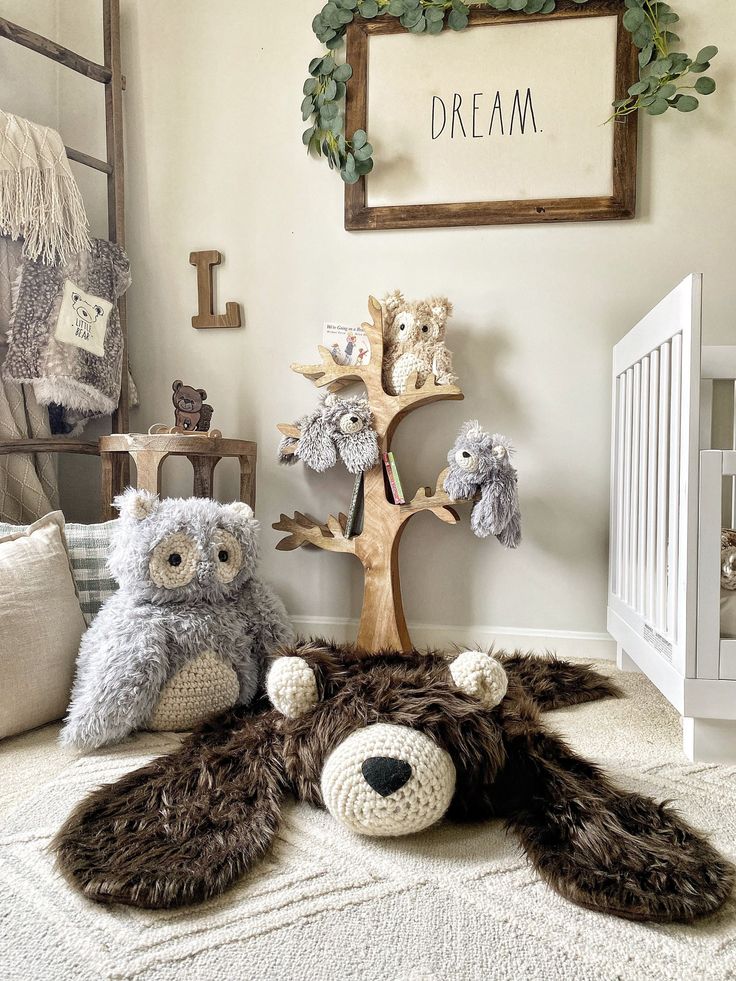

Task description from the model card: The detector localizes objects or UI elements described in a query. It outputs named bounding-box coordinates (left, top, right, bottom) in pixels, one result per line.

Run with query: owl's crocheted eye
left=149, top=533, right=199, bottom=589
left=339, top=413, right=364, bottom=436
left=212, top=530, right=243, bottom=584
left=455, top=449, right=479, bottom=472
left=421, top=324, right=429, bottom=333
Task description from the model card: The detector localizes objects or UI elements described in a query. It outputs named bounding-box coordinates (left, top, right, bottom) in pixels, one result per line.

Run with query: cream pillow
left=0, top=512, right=87, bottom=739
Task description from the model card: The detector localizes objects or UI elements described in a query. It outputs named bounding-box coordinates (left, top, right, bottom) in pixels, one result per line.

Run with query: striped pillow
left=0, top=519, right=117, bottom=624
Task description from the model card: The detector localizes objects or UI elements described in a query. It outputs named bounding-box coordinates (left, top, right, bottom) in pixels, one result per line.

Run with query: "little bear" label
left=54, top=279, right=112, bottom=357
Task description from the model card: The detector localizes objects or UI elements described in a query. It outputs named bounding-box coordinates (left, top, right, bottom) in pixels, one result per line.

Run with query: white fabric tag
left=54, top=279, right=111, bottom=357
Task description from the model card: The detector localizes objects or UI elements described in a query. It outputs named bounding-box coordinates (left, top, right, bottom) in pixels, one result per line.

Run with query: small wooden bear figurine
left=172, top=379, right=214, bottom=432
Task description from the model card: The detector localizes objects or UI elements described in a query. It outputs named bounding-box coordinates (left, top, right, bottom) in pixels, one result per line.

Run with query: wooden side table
left=99, top=433, right=257, bottom=520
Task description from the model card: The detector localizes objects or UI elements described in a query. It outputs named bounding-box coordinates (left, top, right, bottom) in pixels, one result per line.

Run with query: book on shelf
left=388, top=452, right=405, bottom=504
left=323, top=321, right=371, bottom=367
left=345, top=472, right=364, bottom=538
left=383, top=452, right=405, bottom=505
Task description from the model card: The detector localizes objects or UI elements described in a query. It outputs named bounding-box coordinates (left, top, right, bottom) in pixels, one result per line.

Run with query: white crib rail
left=609, top=275, right=702, bottom=678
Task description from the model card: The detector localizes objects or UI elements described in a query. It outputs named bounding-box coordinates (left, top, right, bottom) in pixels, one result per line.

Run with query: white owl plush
left=61, top=490, right=294, bottom=750
left=382, top=290, right=458, bottom=396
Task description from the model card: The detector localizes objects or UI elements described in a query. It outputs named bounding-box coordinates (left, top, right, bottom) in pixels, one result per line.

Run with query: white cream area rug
left=1, top=662, right=735, bottom=981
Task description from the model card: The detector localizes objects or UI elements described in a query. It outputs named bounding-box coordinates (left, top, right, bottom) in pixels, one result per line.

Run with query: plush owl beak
left=266, top=656, right=319, bottom=718
left=448, top=651, right=508, bottom=709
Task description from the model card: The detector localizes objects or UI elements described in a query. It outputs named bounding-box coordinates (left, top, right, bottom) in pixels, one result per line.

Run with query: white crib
left=608, top=274, right=736, bottom=762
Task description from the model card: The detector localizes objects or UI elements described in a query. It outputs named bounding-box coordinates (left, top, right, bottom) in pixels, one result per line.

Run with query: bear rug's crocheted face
left=54, top=641, right=734, bottom=921
left=267, top=645, right=508, bottom=836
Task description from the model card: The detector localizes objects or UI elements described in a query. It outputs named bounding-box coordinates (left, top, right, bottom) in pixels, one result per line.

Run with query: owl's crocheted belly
left=388, top=352, right=428, bottom=395
left=148, top=651, right=239, bottom=732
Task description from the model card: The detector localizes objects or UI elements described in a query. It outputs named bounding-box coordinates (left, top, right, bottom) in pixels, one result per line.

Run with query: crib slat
left=638, top=356, right=650, bottom=614
left=614, top=374, right=627, bottom=597
left=667, top=334, right=682, bottom=640
left=646, top=350, right=660, bottom=621
left=622, top=368, right=634, bottom=604
left=630, top=363, right=641, bottom=609
left=656, top=342, right=671, bottom=631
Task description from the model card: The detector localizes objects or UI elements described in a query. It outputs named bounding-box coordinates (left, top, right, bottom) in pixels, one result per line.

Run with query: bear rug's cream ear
left=114, top=488, right=159, bottom=521
left=449, top=650, right=508, bottom=709
left=266, top=656, right=319, bottom=718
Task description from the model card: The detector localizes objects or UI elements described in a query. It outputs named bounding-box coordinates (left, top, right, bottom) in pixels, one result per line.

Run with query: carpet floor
left=1, top=660, right=735, bottom=981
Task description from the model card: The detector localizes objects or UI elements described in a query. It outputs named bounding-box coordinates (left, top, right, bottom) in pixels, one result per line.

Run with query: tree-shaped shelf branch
left=275, top=295, right=468, bottom=653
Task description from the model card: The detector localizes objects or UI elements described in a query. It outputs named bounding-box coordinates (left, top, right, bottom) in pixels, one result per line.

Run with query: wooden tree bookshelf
left=274, top=295, right=472, bottom=653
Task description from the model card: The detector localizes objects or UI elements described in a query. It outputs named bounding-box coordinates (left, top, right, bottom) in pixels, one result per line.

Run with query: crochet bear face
left=109, top=489, right=259, bottom=604
left=267, top=644, right=508, bottom=836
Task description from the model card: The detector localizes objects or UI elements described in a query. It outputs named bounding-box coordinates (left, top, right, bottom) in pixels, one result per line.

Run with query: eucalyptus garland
left=302, top=0, right=718, bottom=183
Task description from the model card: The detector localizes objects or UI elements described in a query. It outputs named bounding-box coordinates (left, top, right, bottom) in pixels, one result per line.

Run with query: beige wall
left=0, top=1, right=59, bottom=128
left=7, top=1, right=736, bottom=653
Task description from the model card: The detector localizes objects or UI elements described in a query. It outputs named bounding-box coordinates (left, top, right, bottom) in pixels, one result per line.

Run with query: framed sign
left=344, top=0, right=638, bottom=230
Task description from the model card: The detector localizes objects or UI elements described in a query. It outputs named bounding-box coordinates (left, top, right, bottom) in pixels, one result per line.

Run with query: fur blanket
left=2, top=239, right=131, bottom=435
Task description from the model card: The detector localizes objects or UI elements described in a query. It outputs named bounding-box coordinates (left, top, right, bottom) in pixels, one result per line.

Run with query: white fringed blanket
left=0, top=110, right=90, bottom=266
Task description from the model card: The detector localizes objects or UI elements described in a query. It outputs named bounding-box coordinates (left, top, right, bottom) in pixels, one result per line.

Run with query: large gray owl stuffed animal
left=61, top=490, right=294, bottom=750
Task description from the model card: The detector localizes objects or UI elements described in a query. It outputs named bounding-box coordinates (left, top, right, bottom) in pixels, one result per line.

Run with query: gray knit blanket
left=2, top=239, right=131, bottom=435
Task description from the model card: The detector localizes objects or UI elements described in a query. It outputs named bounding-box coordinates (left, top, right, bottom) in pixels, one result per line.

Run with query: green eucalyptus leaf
left=309, top=57, right=324, bottom=76
left=333, top=63, right=353, bottom=82
left=361, top=0, right=380, bottom=17
left=448, top=9, right=469, bottom=29
left=646, top=98, right=670, bottom=115
left=623, top=8, right=646, bottom=30
left=303, top=78, right=318, bottom=96
left=695, top=76, right=716, bottom=95
left=674, top=94, right=699, bottom=111
left=352, top=129, right=368, bottom=149
left=697, top=45, right=718, bottom=64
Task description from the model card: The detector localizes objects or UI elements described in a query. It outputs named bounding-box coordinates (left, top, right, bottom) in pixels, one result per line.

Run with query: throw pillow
left=0, top=512, right=87, bottom=739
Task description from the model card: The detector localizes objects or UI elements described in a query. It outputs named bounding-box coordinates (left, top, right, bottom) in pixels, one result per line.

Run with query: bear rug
left=1, top=660, right=735, bottom=981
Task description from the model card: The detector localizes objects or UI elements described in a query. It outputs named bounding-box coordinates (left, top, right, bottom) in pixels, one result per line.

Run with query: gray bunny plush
left=444, top=420, right=521, bottom=548
left=61, top=491, right=294, bottom=750
left=278, top=393, right=379, bottom=474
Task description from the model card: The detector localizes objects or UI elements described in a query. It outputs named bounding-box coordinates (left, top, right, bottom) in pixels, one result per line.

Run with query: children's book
left=383, top=452, right=405, bottom=505
left=388, top=452, right=405, bottom=504
left=345, top=472, right=364, bottom=538
left=323, top=321, right=371, bottom=367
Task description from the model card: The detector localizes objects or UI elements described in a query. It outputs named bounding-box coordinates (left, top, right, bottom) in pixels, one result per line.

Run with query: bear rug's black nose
left=361, top=757, right=412, bottom=797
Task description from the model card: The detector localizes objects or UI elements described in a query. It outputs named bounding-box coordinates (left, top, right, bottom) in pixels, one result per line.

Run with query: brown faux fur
left=53, top=642, right=734, bottom=921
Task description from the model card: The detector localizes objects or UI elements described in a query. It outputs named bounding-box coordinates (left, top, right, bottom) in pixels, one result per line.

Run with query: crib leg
left=616, top=645, right=640, bottom=673
left=683, top=717, right=736, bottom=763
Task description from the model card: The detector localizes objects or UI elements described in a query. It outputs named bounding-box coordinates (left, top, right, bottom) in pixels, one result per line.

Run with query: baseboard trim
left=290, top=616, right=616, bottom=661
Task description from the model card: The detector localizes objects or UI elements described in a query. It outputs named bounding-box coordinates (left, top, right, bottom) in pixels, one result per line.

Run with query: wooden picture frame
left=344, top=0, right=638, bottom=230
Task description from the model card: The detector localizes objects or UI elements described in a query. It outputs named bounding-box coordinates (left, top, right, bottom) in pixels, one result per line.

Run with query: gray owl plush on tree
left=61, top=491, right=294, bottom=750
left=278, top=393, right=379, bottom=474
left=444, top=420, right=521, bottom=548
